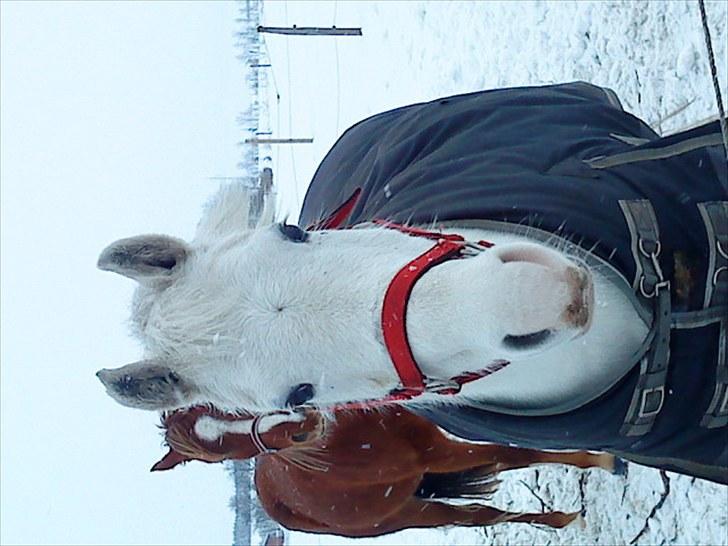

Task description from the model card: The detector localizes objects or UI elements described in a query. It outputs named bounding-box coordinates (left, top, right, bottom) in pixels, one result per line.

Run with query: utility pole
left=231, top=460, right=253, bottom=546
left=257, top=25, right=362, bottom=36
left=243, top=137, right=313, bottom=144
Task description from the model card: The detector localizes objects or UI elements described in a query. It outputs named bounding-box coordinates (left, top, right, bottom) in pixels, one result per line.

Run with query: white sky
left=1, top=2, right=247, bottom=544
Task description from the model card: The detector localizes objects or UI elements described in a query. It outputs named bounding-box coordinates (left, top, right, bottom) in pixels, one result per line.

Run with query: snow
left=257, top=1, right=727, bottom=545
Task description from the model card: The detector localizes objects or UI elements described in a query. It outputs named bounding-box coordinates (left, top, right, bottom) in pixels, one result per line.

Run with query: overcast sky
left=0, top=2, right=396, bottom=542
left=1, top=2, right=249, bottom=544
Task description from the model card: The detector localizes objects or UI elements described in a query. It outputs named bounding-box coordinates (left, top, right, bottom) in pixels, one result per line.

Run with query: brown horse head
left=151, top=406, right=324, bottom=471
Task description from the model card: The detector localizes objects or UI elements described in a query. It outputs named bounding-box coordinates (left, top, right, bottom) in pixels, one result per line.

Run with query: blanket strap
left=698, top=201, right=728, bottom=428
left=619, top=200, right=672, bottom=437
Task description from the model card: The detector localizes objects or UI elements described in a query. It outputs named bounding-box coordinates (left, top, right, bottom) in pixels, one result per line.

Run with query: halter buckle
left=637, top=385, right=665, bottom=419
left=461, top=241, right=492, bottom=257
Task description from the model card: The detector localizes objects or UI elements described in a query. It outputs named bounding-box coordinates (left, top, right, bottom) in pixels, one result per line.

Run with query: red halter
left=308, top=189, right=510, bottom=409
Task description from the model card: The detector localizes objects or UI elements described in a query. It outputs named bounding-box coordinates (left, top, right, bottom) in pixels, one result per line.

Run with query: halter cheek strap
left=381, top=237, right=464, bottom=390
left=372, top=220, right=505, bottom=401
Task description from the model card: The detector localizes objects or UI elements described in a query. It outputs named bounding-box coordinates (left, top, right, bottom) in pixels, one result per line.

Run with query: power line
left=332, top=0, right=341, bottom=135
left=260, top=37, right=282, bottom=101
left=698, top=0, right=728, bottom=162
left=259, top=33, right=283, bottom=216
left=258, top=0, right=356, bottom=216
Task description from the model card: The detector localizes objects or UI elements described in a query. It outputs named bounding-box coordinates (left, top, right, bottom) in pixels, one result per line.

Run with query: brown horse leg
left=490, top=448, right=617, bottom=473
left=262, top=495, right=579, bottom=538
left=370, top=498, right=580, bottom=536
left=420, top=442, right=616, bottom=474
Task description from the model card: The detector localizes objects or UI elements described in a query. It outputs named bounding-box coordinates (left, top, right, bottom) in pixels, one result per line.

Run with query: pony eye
left=286, top=383, right=315, bottom=408
left=278, top=223, right=309, bottom=243
left=291, top=432, right=309, bottom=443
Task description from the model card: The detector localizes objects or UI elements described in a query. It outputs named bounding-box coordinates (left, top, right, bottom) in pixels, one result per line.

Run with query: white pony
left=96, top=180, right=646, bottom=414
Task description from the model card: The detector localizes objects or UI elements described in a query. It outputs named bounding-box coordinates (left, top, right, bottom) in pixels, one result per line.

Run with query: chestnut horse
left=154, top=407, right=621, bottom=538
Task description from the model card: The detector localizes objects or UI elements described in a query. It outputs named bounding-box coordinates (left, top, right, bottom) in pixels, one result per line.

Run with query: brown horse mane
left=163, top=418, right=214, bottom=461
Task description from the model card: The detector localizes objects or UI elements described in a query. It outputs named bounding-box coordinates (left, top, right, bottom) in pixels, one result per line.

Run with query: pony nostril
left=291, top=432, right=309, bottom=443
left=286, top=383, right=315, bottom=408
left=503, top=329, right=552, bottom=350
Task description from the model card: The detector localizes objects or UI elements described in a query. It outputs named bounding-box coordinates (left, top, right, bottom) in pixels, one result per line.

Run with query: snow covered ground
left=257, top=1, right=727, bottom=545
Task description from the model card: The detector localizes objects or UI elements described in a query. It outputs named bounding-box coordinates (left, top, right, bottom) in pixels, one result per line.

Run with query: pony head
left=97, top=184, right=593, bottom=414
left=152, top=406, right=324, bottom=471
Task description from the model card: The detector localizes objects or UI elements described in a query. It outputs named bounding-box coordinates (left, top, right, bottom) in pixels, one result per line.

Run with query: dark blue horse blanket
left=298, top=82, right=728, bottom=483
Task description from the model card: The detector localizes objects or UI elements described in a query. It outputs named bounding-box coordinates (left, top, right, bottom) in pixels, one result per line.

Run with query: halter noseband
left=250, top=413, right=278, bottom=455
left=310, top=189, right=512, bottom=410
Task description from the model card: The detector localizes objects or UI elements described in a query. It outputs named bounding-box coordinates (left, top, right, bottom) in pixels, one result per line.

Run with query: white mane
left=195, top=182, right=276, bottom=244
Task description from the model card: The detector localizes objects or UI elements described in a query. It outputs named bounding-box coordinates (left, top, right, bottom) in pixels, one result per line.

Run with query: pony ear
left=151, top=448, right=190, bottom=472
left=97, top=235, right=189, bottom=283
left=96, top=359, right=194, bottom=411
